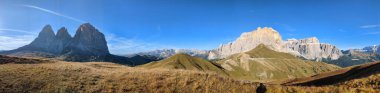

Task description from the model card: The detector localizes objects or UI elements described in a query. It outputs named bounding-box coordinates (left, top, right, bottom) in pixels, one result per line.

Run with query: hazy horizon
left=0, top=0, right=379, bottom=54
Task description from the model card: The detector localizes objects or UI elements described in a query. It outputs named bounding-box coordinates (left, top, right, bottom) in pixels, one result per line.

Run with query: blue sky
left=0, top=0, right=379, bottom=54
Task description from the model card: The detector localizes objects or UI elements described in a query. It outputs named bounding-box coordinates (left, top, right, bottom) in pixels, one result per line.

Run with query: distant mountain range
left=324, top=45, right=380, bottom=67
left=134, top=27, right=343, bottom=62
left=0, top=23, right=157, bottom=66
left=134, top=27, right=380, bottom=67
left=129, top=49, right=209, bottom=59
left=3, top=24, right=380, bottom=68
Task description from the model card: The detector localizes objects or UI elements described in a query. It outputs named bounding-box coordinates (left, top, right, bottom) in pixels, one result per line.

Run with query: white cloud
left=21, top=4, right=85, bottom=23
left=364, top=31, right=380, bottom=35
left=360, top=24, right=380, bottom=28
left=0, top=28, right=36, bottom=35
left=106, top=34, right=175, bottom=55
left=0, top=35, right=35, bottom=50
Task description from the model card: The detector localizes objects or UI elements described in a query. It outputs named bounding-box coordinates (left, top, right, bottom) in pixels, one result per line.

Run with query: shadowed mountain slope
left=283, top=61, right=380, bottom=86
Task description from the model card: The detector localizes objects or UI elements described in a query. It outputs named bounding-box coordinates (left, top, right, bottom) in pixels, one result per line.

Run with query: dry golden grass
left=0, top=61, right=259, bottom=93
left=267, top=85, right=379, bottom=93
left=1, top=56, right=379, bottom=93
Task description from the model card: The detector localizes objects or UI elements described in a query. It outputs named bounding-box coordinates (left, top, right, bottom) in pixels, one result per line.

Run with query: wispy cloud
left=0, top=28, right=36, bottom=35
left=0, top=35, right=35, bottom=50
left=363, top=31, right=380, bottom=35
left=20, top=4, right=85, bottom=23
left=360, top=24, right=380, bottom=28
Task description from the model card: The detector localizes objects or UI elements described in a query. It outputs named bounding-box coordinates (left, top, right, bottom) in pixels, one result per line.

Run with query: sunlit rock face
left=283, top=37, right=342, bottom=61
left=208, top=27, right=283, bottom=59
left=208, top=27, right=343, bottom=61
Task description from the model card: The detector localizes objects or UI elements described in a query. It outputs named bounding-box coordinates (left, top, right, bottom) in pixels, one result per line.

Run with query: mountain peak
left=257, top=27, right=276, bottom=32
left=209, top=27, right=283, bottom=59
left=56, top=27, right=71, bottom=39
left=78, top=23, right=96, bottom=32
left=209, top=26, right=342, bottom=61
left=245, top=43, right=297, bottom=59
left=63, top=22, right=109, bottom=57
left=141, top=53, right=226, bottom=74
left=38, top=24, right=55, bottom=38
left=304, top=37, right=320, bottom=43
left=170, top=53, right=192, bottom=59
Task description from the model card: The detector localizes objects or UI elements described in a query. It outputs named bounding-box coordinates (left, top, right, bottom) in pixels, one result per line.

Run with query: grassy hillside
left=268, top=61, right=380, bottom=93
left=1, top=54, right=379, bottom=92
left=283, top=61, right=380, bottom=86
left=217, top=44, right=341, bottom=82
left=0, top=58, right=259, bottom=93
left=140, top=53, right=227, bottom=75
left=0, top=55, right=51, bottom=64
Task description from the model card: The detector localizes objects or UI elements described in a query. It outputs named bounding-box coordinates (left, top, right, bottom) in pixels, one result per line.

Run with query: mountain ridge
left=134, top=27, right=343, bottom=62
left=216, top=44, right=341, bottom=82
left=0, top=23, right=155, bottom=66
left=209, top=27, right=343, bottom=61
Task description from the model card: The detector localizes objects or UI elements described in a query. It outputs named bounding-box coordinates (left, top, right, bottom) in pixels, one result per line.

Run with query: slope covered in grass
left=140, top=53, right=227, bottom=75
left=0, top=55, right=51, bottom=64
left=283, top=61, right=380, bottom=86
left=0, top=60, right=260, bottom=93
left=217, top=44, right=341, bottom=82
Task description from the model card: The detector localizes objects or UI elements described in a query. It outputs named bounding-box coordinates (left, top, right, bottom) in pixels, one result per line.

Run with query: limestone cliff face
left=208, top=27, right=283, bottom=59
left=208, top=27, right=343, bottom=61
left=283, top=37, right=342, bottom=61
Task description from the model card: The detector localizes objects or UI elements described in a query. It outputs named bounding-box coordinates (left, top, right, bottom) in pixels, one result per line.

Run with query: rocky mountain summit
left=61, top=23, right=110, bottom=60
left=208, top=27, right=343, bottom=61
left=137, top=27, right=342, bottom=61
left=49, top=27, right=72, bottom=54
left=0, top=23, right=154, bottom=65
left=15, top=25, right=57, bottom=53
left=3, top=23, right=109, bottom=58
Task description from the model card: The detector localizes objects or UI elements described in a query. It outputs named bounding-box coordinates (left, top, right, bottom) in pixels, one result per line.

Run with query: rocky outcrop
left=208, top=27, right=283, bottom=59
left=208, top=27, right=343, bottom=61
left=1, top=23, right=154, bottom=65
left=62, top=23, right=109, bottom=57
left=48, top=27, right=72, bottom=54
left=283, top=37, right=342, bottom=61
left=17, top=25, right=56, bottom=53
left=6, top=25, right=73, bottom=55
